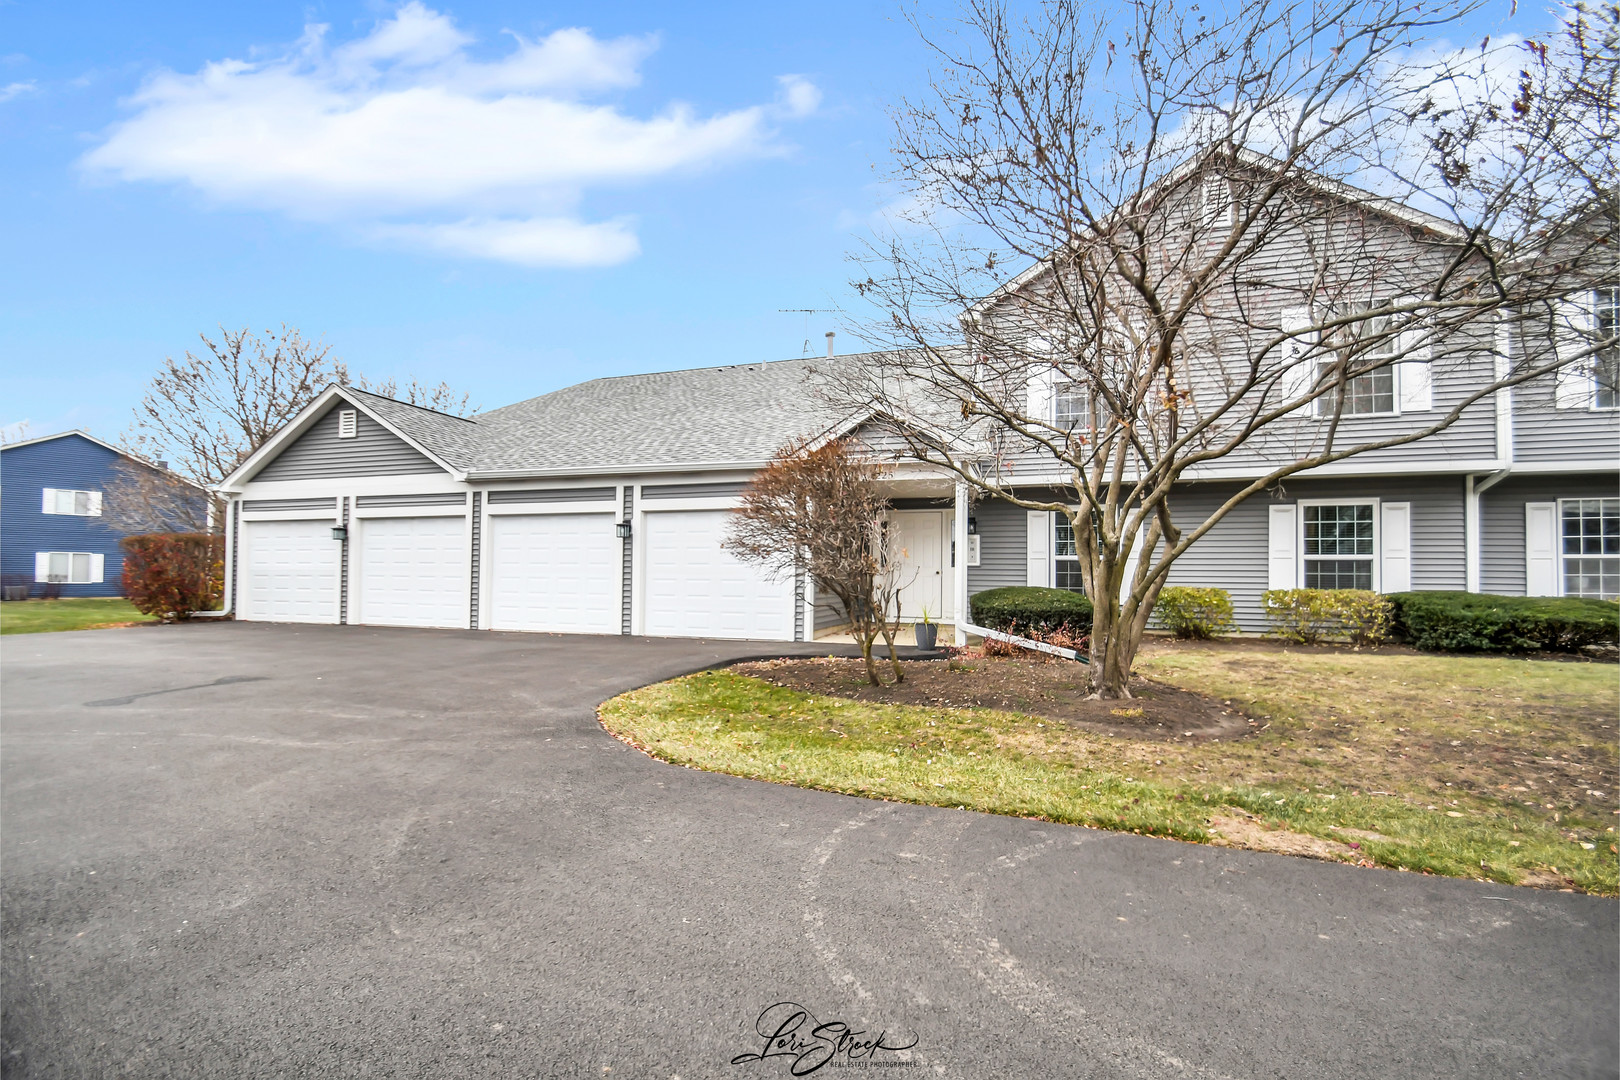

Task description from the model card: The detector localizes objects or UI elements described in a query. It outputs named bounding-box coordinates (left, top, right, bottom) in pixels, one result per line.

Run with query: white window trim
left=1296, top=498, right=1382, bottom=592
left=1590, top=286, right=1619, bottom=412
left=1555, top=496, right=1620, bottom=599
left=41, top=487, right=103, bottom=516
left=34, top=551, right=106, bottom=584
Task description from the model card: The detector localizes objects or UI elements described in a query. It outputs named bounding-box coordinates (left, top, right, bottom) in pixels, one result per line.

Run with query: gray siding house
left=219, top=177, right=1616, bottom=641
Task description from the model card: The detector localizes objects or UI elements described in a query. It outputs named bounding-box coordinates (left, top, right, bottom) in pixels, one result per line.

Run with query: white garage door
left=488, top=513, right=619, bottom=633
left=643, top=509, right=794, bottom=640
left=355, top=515, right=468, bottom=628
left=242, top=519, right=338, bottom=624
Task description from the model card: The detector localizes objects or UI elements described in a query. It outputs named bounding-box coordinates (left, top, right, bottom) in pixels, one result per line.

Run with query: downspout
left=1465, top=468, right=1512, bottom=594
left=192, top=492, right=236, bottom=617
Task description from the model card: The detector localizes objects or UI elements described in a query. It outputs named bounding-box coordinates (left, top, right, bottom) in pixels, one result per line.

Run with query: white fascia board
left=219, top=385, right=466, bottom=490
left=992, top=457, right=1509, bottom=489
left=237, top=474, right=471, bottom=499
left=1501, top=460, right=1619, bottom=475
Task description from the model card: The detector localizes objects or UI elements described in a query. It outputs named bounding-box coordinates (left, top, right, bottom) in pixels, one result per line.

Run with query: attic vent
left=338, top=410, right=358, bottom=439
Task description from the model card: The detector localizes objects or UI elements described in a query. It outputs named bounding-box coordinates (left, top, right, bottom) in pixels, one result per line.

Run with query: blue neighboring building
left=0, top=431, right=199, bottom=599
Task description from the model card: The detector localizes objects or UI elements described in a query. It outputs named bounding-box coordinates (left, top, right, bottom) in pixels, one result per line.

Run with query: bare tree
left=725, top=438, right=908, bottom=686
left=831, top=0, right=1616, bottom=698
left=100, top=457, right=211, bottom=535
left=119, top=325, right=479, bottom=516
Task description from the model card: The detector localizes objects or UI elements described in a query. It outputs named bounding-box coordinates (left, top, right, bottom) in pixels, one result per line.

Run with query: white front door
left=241, top=519, right=338, bottom=624
left=643, top=509, right=795, bottom=640
left=488, top=512, right=620, bottom=633
left=890, top=510, right=945, bottom=621
left=354, top=515, right=468, bottom=628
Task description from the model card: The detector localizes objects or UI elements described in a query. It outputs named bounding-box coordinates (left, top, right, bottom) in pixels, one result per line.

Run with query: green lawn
left=0, top=598, right=157, bottom=634
left=599, top=645, right=1619, bottom=894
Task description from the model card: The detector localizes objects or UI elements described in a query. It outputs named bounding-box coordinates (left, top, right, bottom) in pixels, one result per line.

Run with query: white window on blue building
left=42, top=488, right=102, bottom=516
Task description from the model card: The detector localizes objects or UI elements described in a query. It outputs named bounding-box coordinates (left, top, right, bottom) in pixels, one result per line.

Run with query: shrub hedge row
left=1152, top=586, right=1235, bottom=639
left=969, top=586, right=1093, bottom=634
left=1386, top=591, right=1619, bottom=653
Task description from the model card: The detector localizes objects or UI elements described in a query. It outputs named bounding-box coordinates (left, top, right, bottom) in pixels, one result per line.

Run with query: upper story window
left=1320, top=313, right=1399, bottom=416
left=1595, top=286, right=1619, bottom=411
left=41, top=488, right=101, bottom=516
left=1054, top=382, right=1092, bottom=431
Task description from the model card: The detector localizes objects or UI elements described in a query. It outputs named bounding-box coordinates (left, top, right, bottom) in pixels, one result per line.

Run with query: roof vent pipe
left=825, top=331, right=836, bottom=358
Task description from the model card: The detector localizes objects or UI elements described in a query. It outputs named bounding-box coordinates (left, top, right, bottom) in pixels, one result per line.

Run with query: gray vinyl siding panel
left=967, top=497, right=1027, bottom=596
left=1511, top=379, right=1620, bottom=461
left=256, top=404, right=444, bottom=481
left=488, top=486, right=616, bottom=504
left=468, top=491, right=482, bottom=630
left=1481, top=473, right=1619, bottom=596
left=242, top=497, right=337, bottom=513
left=814, top=592, right=847, bottom=634
left=1153, top=475, right=1467, bottom=631
left=641, top=481, right=749, bottom=500
left=620, top=486, right=633, bottom=635
left=339, top=497, right=350, bottom=625
left=355, top=492, right=467, bottom=508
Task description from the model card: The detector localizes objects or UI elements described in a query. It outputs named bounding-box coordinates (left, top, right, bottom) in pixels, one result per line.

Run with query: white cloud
left=80, top=3, right=818, bottom=267
left=0, top=81, right=36, bottom=103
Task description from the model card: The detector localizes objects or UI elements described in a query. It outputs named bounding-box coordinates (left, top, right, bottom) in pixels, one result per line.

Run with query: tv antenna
left=778, top=308, right=835, bottom=356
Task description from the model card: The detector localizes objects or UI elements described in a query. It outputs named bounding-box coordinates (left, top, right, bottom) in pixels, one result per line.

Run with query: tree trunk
left=877, top=622, right=905, bottom=684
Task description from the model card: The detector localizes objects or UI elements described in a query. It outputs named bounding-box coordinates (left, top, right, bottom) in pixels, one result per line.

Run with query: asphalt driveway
left=3, top=622, right=1615, bottom=1079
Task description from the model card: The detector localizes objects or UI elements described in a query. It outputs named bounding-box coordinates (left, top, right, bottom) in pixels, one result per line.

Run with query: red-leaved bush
left=120, top=533, right=224, bottom=620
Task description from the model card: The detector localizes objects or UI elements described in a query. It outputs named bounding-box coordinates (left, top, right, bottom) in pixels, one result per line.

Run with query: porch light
left=967, top=516, right=978, bottom=535
left=615, top=521, right=632, bottom=539
left=331, top=526, right=348, bottom=541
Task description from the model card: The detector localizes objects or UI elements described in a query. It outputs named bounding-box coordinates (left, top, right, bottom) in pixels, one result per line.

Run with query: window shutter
left=1026, top=510, right=1051, bottom=587
left=1397, top=362, right=1432, bottom=413
left=1026, top=368, right=1055, bottom=424
left=41, top=488, right=55, bottom=514
left=1278, top=308, right=1315, bottom=414
left=1554, top=298, right=1593, bottom=409
left=89, top=553, right=105, bottom=584
left=88, top=491, right=103, bottom=517
left=1524, top=502, right=1559, bottom=596
left=1267, top=504, right=1298, bottom=590
left=34, top=552, right=50, bottom=583
left=1380, top=502, right=1412, bottom=593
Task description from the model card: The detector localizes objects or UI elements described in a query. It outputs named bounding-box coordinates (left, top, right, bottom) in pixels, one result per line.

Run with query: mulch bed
left=731, top=654, right=1253, bottom=741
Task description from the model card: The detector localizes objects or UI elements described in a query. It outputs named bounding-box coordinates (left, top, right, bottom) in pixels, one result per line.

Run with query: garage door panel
left=356, top=516, right=468, bottom=628
left=243, top=519, right=338, bottom=624
left=643, top=510, right=793, bottom=641
left=489, top=513, right=619, bottom=634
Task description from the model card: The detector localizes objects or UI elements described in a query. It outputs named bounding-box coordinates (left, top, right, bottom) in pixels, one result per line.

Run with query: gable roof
left=1, top=429, right=127, bottom=456
left=226, top=354, right=905, bottom=487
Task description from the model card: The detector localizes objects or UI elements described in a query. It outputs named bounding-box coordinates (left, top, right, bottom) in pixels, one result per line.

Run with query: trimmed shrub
left=120, top=533, right=224, bottom=620
left=1388, top=591, right=1620, bottom=653
left=969, top=586, right=1093, bottom=635
left=1152, top=586, right=1235, bottom=639
left=1261, top=588, right=1392, bottom=646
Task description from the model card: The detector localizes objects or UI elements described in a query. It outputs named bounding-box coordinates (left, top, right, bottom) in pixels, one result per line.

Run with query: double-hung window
left=1053, top=516, right=1085, bottom=592
left=1562, top=498, right=1619, bottom=599
left=1302, top=503, right=1375, bottom=589
left=1320, top=314, right=1397, bottom=416
left=1595, top=286, right=1619, bottom=411
left=42, top=488, right=100, bottom=516
left=1054, top=382, right=1092, bottom=431
left=36, top=552, right=101, bottom=584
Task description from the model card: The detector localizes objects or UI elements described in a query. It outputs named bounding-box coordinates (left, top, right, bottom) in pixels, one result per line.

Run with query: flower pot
left=914, top=622, right=938, bottom=651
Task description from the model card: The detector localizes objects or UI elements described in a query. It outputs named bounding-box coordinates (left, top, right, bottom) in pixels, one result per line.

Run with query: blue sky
left=1, top=0, right=1540, bottom=442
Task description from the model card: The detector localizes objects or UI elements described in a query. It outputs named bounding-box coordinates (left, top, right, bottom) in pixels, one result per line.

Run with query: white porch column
left=953, top=482, right=970, bottom=645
